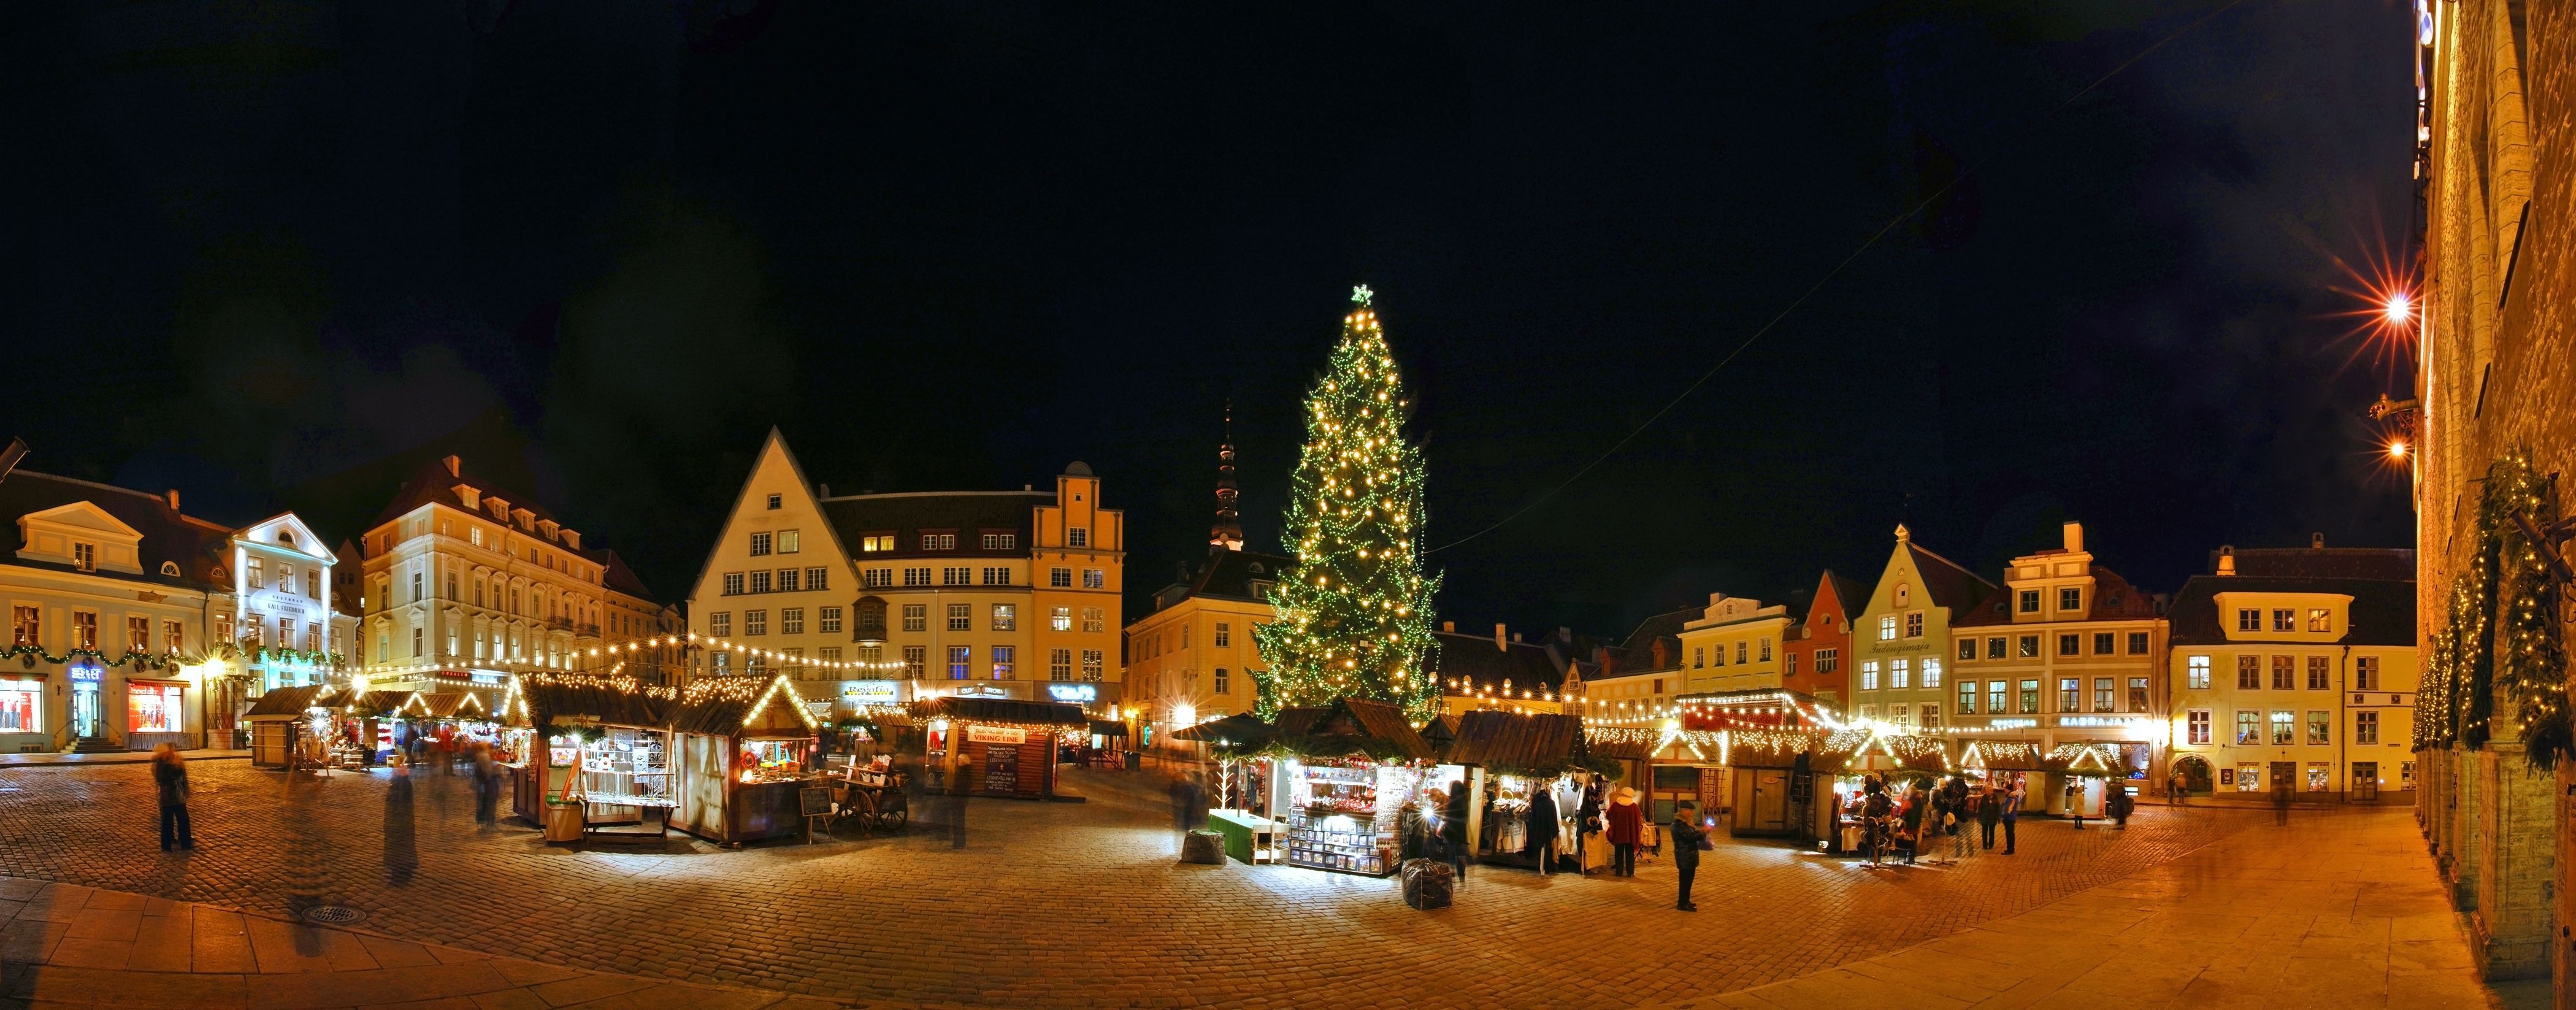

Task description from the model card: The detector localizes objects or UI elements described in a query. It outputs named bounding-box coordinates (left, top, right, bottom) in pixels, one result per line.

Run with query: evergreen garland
left=2415, top=451, right=2572, bottom=769
left=0, top=644, right=185, bottom=672
left=1251, top=287, right=1444, bottom=725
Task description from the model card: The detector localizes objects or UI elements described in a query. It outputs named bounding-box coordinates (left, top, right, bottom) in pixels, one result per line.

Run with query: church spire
left=1210, top=403, right=1244, bottom=551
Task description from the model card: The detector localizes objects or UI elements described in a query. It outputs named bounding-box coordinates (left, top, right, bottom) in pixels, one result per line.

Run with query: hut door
left=1732, top=770, right=1788, bottom=833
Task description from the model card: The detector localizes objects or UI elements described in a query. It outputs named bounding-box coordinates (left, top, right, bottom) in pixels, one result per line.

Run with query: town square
left=1, top=2, right=2568, bottom=1008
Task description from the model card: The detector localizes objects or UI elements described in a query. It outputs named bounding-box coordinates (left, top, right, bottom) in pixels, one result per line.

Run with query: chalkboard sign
left=800, top=786, right=834, bottom=817
left=984, top=744, right=1020, bottom=795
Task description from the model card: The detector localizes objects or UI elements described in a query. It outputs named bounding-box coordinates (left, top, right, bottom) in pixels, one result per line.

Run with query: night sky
left=5, top=1, right=2417, bottom=641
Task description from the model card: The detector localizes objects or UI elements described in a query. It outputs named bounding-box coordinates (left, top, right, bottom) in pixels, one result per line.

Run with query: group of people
left=1849, top=773, right=2028, bottom=864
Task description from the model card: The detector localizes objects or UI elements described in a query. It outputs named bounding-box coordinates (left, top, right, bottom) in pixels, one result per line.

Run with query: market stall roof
left=911, top=695, right=1089, bottom=728
left=2044, top=742, right=2131, bottom=777
left=418, top=692, right=487, bottom=720
left=1420, top=714, right=1460, bottom=752
left=1961, top=741, right=2045, bottom=773
left=243, top=684, right=340, bottom=720
left=1267, top=698, right=1434, bottom=761
left=1169, top=711, right=1267, bottom=743
left=505, top=672, right=675, bottom=731
left=1444, top=711, right=1585, bottom=773
left=670, top=674, right=819, bottom=736
left=1722, top=727, right=1826, bottom=768
left=1087, top=720, right=1127, bottom=738
left=343, top=690, right=423, bottom=719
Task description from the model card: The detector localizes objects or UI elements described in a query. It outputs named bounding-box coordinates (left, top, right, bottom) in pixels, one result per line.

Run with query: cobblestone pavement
left=0, top=761, right=2266, bottom=1008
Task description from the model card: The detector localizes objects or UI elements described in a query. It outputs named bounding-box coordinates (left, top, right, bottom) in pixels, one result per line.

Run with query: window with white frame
left=2060, top=587, right=2082, bottom=612
left=1050, top=648, right=1072, bottom=681
left=1988, top=680, right=2007, bottom=713
left=902, top=604, right=926, bottom=632
left=903, top=646, right=926, bottom=677
left=947, top=646, right=970, bottom=679
left=1081, top=649, right=1104, bottom=680
left=2270, top=709, right=2294, bottom=744
left=1050, top=567, right=1073, bottom=587
left=1957, top=680, right=1977, bottom=714
left=807, top=566, right=829, bottom=590
left=1068, top=527, right=1089, bottom=547
left=1860, top=661, right=1880, bottom=691
left=1879, top=615, right=1897, bottom=641
left=778, top=568, right=800, bottom=593
left=923, top=533, right=957, bottom=550
left=819, top=607, right=843, bottom=634
left=1083, top=568, right=1105, bottom=589
left=1904, top=611, right=1923, bottom=638
left=946, top=604, right=970, bottom=631
left=749, top=571, right=773, bottom=593
left=1922, top=657, right=1942, bottom=688
left=2187, top=709, right=2211, bottom=745
left=982, top=567, right=1011, bottom=585
left=1891, top=658, right=1911, bottom=690
left=864, top=568, right=892, bottom=588
left=749, top=532, right=772, bottom=556
left=778, top=530, right=800, bottom=553
left=745, top=610, right=767, bottom=635
left=2237, top=608, right=2261, bottom=631
left=2128, top=631, right=2150, bottom=655
left=781, top=608, right=804, bottom=635
left=1814, top=648, right=1838, bottom=673
left=1052, top=607, right=1071, bottom=631
left=991, top=604, right=1016, bottom=631
left=903, top=567, right=932, bottom=586
left=942, top=566, right=971, bottom=586
left=991, top=646, right=1013, bottom=680
left=1918, top=703, right=1939, bottom=730
left=1082, top=607, right=1105, bottom=633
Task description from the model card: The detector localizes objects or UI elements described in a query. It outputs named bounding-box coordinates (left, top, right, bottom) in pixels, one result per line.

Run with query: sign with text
left=69, top=667, right=102, bottom=684
left=983, top=741, right=1019, bottom=794
left=966, top=724, right=1027, bottom=746
left=839, top=681, right=900, bottom=706
left=1045, top=683, right=1097, bottom=703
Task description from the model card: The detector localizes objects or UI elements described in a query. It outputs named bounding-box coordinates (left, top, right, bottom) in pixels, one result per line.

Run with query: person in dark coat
left=1525, top=782, right=1560, bottom=875
left=151, top=744, right=194, bottom=852
left=1976, top=782, right=2004, bottom=850
left=1440, top=779, right=1473, bottom=885
left=1669, top=801, right=1706, bottom=911
left=2001, top=779, right=2024, bottom=854
left=383, top=755, right=418, bottom=885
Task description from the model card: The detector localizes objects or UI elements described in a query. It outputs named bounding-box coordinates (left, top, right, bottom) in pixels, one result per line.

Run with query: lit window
left=991, top=646, right=1014, bottom=680
left=1082, top=607, right=1105, bottom=633
left=1051, top=607, right=1071, bottom=631
left=1084, top=569, right=1105, bottom=589
left=1860, top=661, right=1880, bottom=691
left=1988, top=682, right=2006, bottom=713
left=2306, top=711, right=2329, bottom=745
left=2059, top=678, right=2080, bottom=712
left=1879, top=615, right=1897, bottom=641
left=991, top=604, right=1016, bottom=631
left=948, top=646, right=971, bottom=679
left=1957, top=680, right=1977, bottom=714
left=1922, top=657, right=1941, bottom=688
left=2270, top=710, right=2294, bottom=745
left=2187, top=710, right=2211, bottom=745
left=2188, top=655, right=2211, bottom=689
left=778, top=530, right=800, bottom=553
left=2018, top=680, right=2039, bottom=713
left=1081, top=649, right=1104, bottom=680
left=2093, top=677, right=2113, bottom=712
left=1891, top=658, right=1911, bottom=690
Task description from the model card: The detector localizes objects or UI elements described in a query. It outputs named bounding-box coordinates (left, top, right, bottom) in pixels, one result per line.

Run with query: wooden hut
left=914, top=695, right=1087, bottom=801
left=242, top=684, right=339, bottom=769
left=501, top=672, right=677, bottom=827
left=1260, top=698, right=1437, bottom=877
left=669, top=674, right=822, bottom=844
left=1444, top=711, right=1600, bottom=870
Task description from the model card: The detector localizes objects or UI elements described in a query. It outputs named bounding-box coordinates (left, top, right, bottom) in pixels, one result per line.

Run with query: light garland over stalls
left=1252, top=285, right=1443, bottom=724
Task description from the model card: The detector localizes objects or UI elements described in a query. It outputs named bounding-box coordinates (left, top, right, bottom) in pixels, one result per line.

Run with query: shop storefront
left=1265, top=698, right=1439, bottom=877
left=499, top=672, right=678, bottom=829
left=242, top=684, right=339, bottom=770
left=1443, top=711, right=1611, bottom=874
left=0, top=676, right=42, bottom=753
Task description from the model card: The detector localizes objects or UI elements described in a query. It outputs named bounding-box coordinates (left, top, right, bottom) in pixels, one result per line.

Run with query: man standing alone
left=1976, top=782, right=2002, bottom=850
left=1669, top=801, right=1706, bottom=912
left=2000, top=779, right=2023, bottom=855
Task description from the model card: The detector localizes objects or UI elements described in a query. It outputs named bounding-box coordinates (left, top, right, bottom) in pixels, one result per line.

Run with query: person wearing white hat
left=1605, top=786, right=1644, bottom=877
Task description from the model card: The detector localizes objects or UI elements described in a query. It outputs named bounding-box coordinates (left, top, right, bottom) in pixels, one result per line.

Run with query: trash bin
left=1124, top=750, right=1141, bottom=771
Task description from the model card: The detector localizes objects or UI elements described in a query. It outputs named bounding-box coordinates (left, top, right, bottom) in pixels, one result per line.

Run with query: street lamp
left=2384, top=292, right=2412, bottom=326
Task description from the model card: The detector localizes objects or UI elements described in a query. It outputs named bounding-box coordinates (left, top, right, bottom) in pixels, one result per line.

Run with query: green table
left=1204, top=809, right=1279, bottom=865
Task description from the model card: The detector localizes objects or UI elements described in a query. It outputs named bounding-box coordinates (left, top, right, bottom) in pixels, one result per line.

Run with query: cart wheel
left=880, top=806, right=907, bottom=830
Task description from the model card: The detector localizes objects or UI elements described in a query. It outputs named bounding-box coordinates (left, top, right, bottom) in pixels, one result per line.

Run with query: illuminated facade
left=687, top=430, right=1124, bottom=712
left=2164, top=544, right=2415, bottom=804
left=1779, top=571, right=1866, bottom=713
left=1950, top=522, right=2168, bottom=803
left=0, top=459, right=350, bottom=751
left=1128, top=550, right=1290, bottom=744
left=1847, top=524, right=1995, bottom=734
left=1676, top=593, right=1791, bottom=696
left=358, top=455, right=665, bottom=698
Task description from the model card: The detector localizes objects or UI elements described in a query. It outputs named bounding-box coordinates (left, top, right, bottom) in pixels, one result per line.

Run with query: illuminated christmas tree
left=1252, top=285, right=1443, bottom=724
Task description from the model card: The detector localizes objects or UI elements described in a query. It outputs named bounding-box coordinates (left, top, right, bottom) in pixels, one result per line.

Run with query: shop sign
left=955, top=685, right=1008, bottom=698
left=1045, top=684, right=1097, bottom=703
left=966, top=725, right=1026, bottom=746
left=840, top=681, right=900, bottom=705
left=69, top=667, right=102, bottom=684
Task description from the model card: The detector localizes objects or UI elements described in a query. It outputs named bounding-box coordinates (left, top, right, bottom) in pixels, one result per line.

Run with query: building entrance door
left=2352, top=762, right=2379, bottom=802
left=2269, top=761, right=2296, bottom=801
left=71, top=682, right=101, bottom=738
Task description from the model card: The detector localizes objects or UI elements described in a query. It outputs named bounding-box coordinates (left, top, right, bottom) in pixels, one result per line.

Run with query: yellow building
left=1127, top=550, right=1292, bottom=744
left=1949, top=522, right=2167, bottom=809
left=1848, top=524, right=1995, bottom=733
left=1676, top=593, right=1791, bottom=695
left=357, top=455, right=666, bottom=698
left=2164, top=542, right=2416, bottom=804
left=686, top=430, right=1123, bottom=711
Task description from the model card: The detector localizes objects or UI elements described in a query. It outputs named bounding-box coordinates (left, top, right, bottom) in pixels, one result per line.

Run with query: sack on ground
left=1401, top=858, right=1452, bottom=911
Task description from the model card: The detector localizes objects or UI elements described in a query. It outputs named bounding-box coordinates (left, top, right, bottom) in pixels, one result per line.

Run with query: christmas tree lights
left=1252, top=287, right=1443, bottom=724
left=2415, top=450, right=2570, bottom=768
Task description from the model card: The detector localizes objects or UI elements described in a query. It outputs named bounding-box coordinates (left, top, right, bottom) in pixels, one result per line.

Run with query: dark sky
left=4, top=1, right=2418, bottom=641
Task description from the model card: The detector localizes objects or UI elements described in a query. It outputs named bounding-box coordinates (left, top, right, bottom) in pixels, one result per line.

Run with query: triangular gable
left=234, top=512, right=334, bottom=561
left=742, top=673, right=819, bottom=735
left=19, top=501, right=145, bottom=539
left=684, top=428, right=859, bottom=609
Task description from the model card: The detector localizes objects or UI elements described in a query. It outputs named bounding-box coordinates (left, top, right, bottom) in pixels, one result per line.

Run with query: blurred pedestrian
left=2109, top=784, right=2133, bottom=829
left=471, top=741, right=500, bottom=823
left=2067, top=778, right=2086, bottom=829
left=384, top=754, right=418, bottom=885
left=1441, top=779, right=1473, bottom=887
left=1669, top=800, right=1706, bottom=911
left=151, top=744, right=194, bottom=852
left=1976, top=782, right=2003, bottom=850
left=2272, top=784, right=2290, bottom=825
left=2001, top=778, right=2023, bottom=855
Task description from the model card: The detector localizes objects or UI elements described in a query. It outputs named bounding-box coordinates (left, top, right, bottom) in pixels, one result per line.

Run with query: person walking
left=2272, top=783, right=2291, bottom=825
left=2066, top=778, right=2086, bottom=830
left=383, top=754, right=418, bottom=885
left=2001, top=779, right=2023, bottom=855
left=2109, top=785, right=2133, bottom=829
left=1976, top=782, right=2002, bottom=850
left=1605, top=787, right=1644, bottom=877
left=470, top=741, right=500, bottom=824
left=2169, top=771, right=2185, bottom=806
left=1669, top=800, right=1706, bottom=911
left=1440, top=779, right=1473, bottom=887
left=1898, top=784, right=1926, bottom=865
left=151, top=744, right=194, bottom=852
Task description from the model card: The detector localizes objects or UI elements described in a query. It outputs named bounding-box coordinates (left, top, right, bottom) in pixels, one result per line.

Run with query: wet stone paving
left=0, top=760, right=2263, bottom=1008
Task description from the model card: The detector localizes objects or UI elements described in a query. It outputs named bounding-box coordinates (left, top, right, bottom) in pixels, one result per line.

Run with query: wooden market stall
left=500, top=672, right=678, bottom=831
left=2044, top=742, right=2135, bottom=818
left=915, top=695, right=1087, bottom=801
left=1443, top=711, right=1608, bottom=872
left=1262, top=698, right=1439, bottom=877
left=243, top=684, right=339, bottom=769
left=669, top=674, right=824, bottom=844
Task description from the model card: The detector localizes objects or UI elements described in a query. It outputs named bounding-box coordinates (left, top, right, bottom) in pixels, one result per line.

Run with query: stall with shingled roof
left=669, top=673, right=823, bottom=844
left=914, top=695, right=1089, bottom=801
left=1257, top=698, right=1438, bottom=877
left=499, top=671, right=678, bottom=835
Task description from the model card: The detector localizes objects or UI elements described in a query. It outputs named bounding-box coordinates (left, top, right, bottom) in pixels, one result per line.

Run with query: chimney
left=442, top=455, right=461, bottom=478
left=1652, top=638, right=1671, bottom=668
left=819, top=483, right=830, bottom=498
left=2311, top=532, right=2326, bottom=549
left=1493, top=623, right=1508, bottom=651
left=165, top=489, right=181, bottom=511
left=1441, top=621, right=1455, bottom=634
left=1557, top=626, right=1571, bottom=643
left=2217, top=545, right=2236, bottom=576
left=2062, top=521, right=2083, bottom=553
left=1512, top=632, right=1523, bottom=643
